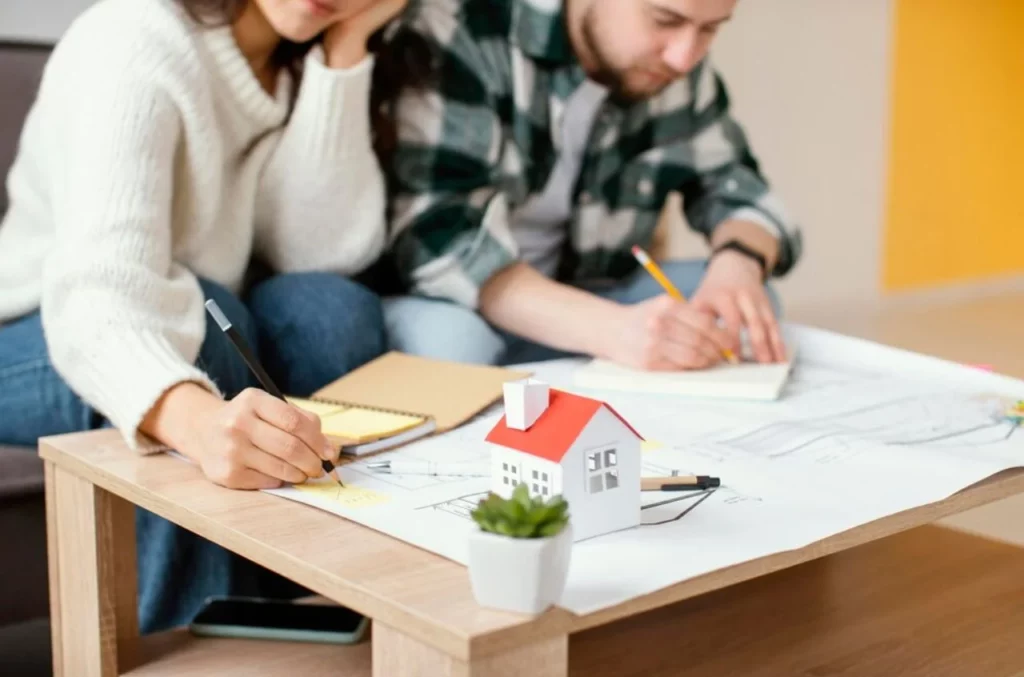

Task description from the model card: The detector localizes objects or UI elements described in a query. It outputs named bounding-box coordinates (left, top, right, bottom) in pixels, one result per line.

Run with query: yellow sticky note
left=641, top=440, right=664, bottom=452
left=287, top=397, right=346, bottom=418
left=292, top=481, right=390, bottom=509
left=319, top=407, right=424, bottom=441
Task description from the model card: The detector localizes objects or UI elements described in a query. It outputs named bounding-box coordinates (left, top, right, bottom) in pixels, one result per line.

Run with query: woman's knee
left=247, top=272, right=386, bottom=393
left=0, top=312, right=102, bottom=444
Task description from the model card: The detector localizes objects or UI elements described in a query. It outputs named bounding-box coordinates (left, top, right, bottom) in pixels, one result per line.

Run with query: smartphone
left=189, top=596, right=369, bottom=645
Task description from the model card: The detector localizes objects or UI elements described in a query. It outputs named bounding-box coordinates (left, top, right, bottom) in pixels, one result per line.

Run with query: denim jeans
left=382, top=258, right=782, bottom=365
left=0, top=272, right=386, bottom=633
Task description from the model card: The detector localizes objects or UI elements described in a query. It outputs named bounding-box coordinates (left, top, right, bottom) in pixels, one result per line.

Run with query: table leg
left=371, top=621, right=568, bottom=677
left=45, top=462, right=139, bottom=677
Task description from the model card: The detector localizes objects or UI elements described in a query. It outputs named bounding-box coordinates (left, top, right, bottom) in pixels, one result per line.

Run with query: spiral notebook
left=287, top=352, right=528, bottom=456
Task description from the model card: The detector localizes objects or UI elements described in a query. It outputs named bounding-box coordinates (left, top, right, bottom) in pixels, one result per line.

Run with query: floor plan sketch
left=640, top=490, right=715, bottom=526
left=416, top=491, right=489, bottom=519
left=706, top=390, right=1019, bottom=465
left=344, top=460, right=483, bottom=491
left=780, top=358, right=885, bottom=399
left=261, top=324, right=1024, bottom=617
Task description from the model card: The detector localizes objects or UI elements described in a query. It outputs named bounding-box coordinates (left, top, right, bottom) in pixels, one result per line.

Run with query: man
left=381, top=0, right=802, bottom=370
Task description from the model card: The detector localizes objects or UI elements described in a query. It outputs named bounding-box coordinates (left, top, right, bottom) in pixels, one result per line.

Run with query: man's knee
left=606, top=259, right=707, bottom=305
left=382, top=296, right=506, bottom=365
left=656, top=259, right=708, bottom=300
left=247, top=272, right=386, bottom=393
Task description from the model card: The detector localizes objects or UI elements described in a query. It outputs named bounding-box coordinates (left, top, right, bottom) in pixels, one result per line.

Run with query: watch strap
left=710, top=240, right=769, bottom=281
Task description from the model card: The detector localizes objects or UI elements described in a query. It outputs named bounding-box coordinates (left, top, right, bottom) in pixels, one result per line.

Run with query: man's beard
left=579, top=5, right=669, bottom=102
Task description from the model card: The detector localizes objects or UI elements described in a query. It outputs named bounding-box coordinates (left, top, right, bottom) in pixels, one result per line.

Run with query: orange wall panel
left=884, top=0, right=1024, bottom=290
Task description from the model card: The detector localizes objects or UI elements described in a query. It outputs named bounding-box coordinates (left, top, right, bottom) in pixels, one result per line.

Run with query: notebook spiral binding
left=302, top=395, right=431, bottom=421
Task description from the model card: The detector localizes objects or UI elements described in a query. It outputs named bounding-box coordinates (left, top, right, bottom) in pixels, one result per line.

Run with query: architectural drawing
left=418, top=485, right=721, bottom=528
left=418, top=491, right=488, bottom=520
left=708, top=391, right=1019, bottom=464
left=344, top=460, right=475, bottom=491
left=779, top=358, right=884, bottom=399
left=265, top=324, right=1024, bottom=617
left=641, top=490, right=715, bottom=526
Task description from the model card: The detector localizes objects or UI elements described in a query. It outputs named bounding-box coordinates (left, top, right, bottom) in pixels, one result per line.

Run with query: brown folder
left=306, top=352, right=529, bottom=454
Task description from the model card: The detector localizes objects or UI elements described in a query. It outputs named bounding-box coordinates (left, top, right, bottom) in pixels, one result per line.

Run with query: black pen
left=204, top=299, right=342, bottom=486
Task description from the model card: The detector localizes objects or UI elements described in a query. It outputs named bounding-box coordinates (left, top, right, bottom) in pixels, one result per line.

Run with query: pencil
left=640, top=476, right=721, bottom=492
left=204, top=299, right=343, bottom=487
left=630, top=245, right=740, bottom=364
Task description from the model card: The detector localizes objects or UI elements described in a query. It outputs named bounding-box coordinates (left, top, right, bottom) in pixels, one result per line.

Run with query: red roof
left=485, top=389, right=643, bottom=463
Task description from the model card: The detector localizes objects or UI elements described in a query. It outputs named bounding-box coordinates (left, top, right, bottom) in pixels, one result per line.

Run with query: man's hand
left=690, top=250, right=787, bottom=363
left=601, top=295, right=738, bottom=371
left=323, top=0, right=407, bottom=69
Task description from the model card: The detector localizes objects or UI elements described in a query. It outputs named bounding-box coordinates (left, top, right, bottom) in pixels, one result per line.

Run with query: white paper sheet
left=573, top=334, right=798, bottom=401
left=264, top=324, right=1024, bottom=615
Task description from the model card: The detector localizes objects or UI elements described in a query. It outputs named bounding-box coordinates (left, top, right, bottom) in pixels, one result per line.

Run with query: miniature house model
left=485, top=379, right=644, bottom=542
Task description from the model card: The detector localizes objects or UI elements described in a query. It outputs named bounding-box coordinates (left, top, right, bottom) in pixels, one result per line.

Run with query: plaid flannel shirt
left=386, top=0, right=803, bottom=308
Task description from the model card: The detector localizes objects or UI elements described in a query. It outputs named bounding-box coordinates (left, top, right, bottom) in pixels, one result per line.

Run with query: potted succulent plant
left=467, top=484, right=573, bottom=615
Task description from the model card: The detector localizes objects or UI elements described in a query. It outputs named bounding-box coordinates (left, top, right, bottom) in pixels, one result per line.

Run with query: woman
left=0, top=0, right=407, bottom=633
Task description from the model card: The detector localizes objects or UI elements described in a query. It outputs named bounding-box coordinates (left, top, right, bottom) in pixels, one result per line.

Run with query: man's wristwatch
left=710, top=240, right=769, bottom=281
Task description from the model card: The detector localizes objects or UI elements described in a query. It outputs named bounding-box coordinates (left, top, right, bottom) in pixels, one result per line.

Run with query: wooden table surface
left=40, top=426, right=1024, bottom=676
left=116, top=524, right=1024, bottom=677
left=791, top=292, right=1024, bottom=380
left=37, top=290, right=1024, bottom=675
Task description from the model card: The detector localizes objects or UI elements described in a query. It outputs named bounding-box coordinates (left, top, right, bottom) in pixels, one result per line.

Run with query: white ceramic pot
left=467, top=524, right=573, bottom=615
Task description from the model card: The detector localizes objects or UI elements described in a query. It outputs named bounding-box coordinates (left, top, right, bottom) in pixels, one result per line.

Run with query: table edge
left=38, top=431, right=1024, bottom=654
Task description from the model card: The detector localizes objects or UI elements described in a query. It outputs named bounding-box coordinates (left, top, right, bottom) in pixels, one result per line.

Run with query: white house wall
left=561, top=408, right=643, bottom=542
left=490, top=447, right=561, bottom=501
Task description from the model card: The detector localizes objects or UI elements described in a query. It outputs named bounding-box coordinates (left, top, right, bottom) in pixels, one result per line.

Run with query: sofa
left=0, top=40, right=55, bottom=676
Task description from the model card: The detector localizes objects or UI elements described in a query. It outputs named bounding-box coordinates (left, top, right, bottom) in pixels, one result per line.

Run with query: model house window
left=501, top=461, right=519, bottom=487
left=530, top=469, right=551, bottom=497
left=587, top=448, right=618, bottom=494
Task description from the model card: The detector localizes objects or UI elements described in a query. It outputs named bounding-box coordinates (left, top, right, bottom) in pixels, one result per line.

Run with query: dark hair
left=174, top=0, right=434, bottom=165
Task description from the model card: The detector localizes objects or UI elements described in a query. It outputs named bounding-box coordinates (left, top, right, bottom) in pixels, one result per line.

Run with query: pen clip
left=205, top=299, right=232, bottom=332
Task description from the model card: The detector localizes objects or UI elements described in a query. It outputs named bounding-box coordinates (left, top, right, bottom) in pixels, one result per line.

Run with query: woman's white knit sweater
left=0, top=0, right=388, bottom=446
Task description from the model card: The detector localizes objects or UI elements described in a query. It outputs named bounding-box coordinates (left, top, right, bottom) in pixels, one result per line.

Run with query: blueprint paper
left=265, top=324, right=1024, bottom=615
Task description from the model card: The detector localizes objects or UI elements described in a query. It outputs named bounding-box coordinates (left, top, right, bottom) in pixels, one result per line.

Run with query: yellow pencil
left=630, top=245, right=740, bottom=364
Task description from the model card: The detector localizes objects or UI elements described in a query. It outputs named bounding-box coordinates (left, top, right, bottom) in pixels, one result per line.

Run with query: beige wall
left=0, top=0, right=94, bottom=41
left=670, top=0, right=895, bottom=314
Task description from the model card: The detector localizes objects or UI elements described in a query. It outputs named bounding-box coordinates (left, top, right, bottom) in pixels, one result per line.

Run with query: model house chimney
left=503, top=378, right=550, bottom=430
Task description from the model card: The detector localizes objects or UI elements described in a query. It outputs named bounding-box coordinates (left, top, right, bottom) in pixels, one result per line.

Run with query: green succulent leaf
left=537, top=518, right=567, bottom=538
left=470, top=485, right=571, bottom=539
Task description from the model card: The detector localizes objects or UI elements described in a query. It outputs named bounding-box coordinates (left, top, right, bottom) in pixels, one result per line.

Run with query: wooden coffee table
left=41, top=429, right=1024, bottom=677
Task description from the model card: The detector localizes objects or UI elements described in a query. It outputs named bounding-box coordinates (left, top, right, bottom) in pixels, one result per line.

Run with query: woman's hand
left=192, top=388, right=334, bottom=489
left=323, top=0, right=408, bottom=69
left=142, top=383, right=334, bottom=490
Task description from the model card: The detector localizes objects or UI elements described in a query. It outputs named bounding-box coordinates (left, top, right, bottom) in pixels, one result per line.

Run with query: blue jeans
left=0, top=272, right=386, bottom=633
left=382, top=259, right=781, bottom=365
